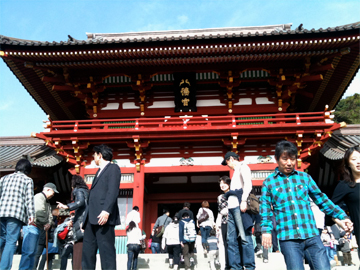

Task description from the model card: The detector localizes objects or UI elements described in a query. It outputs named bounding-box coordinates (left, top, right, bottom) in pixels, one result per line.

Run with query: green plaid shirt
left=260, top=168, right=348, bottom=241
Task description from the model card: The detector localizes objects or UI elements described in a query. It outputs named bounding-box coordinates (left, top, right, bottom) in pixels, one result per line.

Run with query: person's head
left=221, top=151, right=239, bottom=170
left=15, top=159, right=32, bottom=175
left=173, top=216, right=179, bottom=224
left=322, top=228, right=328, bottom=234
left=219, top=175, right=231, bottom=193
left=183, top=202, right=191, bottom=209
left=71, top=174, right=89, bottom=190
left=342, top=146, right=360, bottom=186
left=275, top=140, right=298, bottom=176
left=127, top=221, right=136, bottom=232
left=201, top=201, right=209, bottom=208
left=163, top=209, right=170, bottom=216
left=182, top=212, right=190, bottom=219
left=93, top=144, right=113, bottom=165
left=43, top=182, right=59, bottom=199
left=133, top=206, right=139, bottom=212
left=210, top=228, right=216, bottom=236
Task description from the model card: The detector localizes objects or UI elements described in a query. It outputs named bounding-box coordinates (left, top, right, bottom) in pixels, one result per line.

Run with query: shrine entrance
left=143, top=170, right=229, bottom=242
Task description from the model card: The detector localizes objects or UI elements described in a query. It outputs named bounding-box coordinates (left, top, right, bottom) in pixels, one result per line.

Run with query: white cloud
left=0, top=101, right=13, bottom=111
left=178, top=15, right=188, bottom=25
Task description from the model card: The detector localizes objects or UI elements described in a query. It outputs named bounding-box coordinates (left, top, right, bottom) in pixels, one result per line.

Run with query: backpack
left=183, top=220, right=196, bottom=242
left=246, top=193, right=260, bottom=215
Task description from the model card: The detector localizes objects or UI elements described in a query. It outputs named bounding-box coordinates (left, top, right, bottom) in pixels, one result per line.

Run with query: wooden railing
left=47, top=111, right=330, bottom=133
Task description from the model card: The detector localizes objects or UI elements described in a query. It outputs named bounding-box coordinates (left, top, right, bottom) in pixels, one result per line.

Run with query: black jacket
left=83, top=163, right=121, bottom=227
left=67, top=187, right=89, bottom=241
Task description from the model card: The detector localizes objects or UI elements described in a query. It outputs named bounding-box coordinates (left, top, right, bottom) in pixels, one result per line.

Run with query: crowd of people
left=0, top=142, right=359, bottom=270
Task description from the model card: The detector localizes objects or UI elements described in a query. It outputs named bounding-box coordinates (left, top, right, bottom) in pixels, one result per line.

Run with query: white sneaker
left=255, top=249, right=263, bottom=256
left=263, top=259, right=269, bottom=263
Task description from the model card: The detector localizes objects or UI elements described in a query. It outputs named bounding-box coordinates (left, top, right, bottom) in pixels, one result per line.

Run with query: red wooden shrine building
left=1, top=22, right=359, bottom=252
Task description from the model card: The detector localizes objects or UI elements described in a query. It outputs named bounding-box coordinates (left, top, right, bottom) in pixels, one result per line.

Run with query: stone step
left=10, top=250, right=359, bottom=270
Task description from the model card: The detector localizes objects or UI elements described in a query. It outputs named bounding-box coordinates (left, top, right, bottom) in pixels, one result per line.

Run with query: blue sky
left=0, top=0, right=359, bottom=136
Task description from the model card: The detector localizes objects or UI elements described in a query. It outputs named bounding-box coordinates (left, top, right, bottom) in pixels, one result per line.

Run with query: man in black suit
left=82, top=144, right=121, bottom=270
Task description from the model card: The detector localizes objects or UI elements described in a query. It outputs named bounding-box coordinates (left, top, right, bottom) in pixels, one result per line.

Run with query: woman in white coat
left=196, top=201, right=214, bottom=254
left=162, top=216, right=181, bottom=269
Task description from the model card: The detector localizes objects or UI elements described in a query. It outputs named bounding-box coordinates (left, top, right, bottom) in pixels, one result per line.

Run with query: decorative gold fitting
left=296, top=140, right=303, bottom=147
left=73, top=146, right=79, bottom=153
left=75, top=165, right=80, bottom=174
left=297, top=159, right=302, bottom=168
left=93, top=106, right=97, bottom=114
left=0, top=51, right=5, bottom=56
left=340, top=122, right=347, bottom=128
left=136, top=163, right=141, bottom=172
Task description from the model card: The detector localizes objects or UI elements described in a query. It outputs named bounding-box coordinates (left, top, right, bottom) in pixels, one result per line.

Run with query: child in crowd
left=339, top=232, right=355, bottom=266
left=321, top=228, right=336, bottom=266
left=207, top=228, right=220, bottom=270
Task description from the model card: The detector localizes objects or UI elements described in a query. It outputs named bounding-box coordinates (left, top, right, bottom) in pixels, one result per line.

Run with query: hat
left=221, top=151, right=239, bottom=166
left=44, top=182, right=59, bottom=193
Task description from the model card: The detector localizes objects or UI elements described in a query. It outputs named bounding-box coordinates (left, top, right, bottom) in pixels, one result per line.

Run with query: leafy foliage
left=334, top=94, right=360, bottom=124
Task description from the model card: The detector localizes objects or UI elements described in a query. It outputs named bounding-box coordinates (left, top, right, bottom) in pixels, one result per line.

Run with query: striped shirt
left=0, top=171, right=35, bottom=224
left=260, top=168, right=348, bottom=241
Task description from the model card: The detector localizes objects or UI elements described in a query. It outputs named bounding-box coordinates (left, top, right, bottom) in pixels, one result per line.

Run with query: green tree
left=334, top=93, right=360, bottom=124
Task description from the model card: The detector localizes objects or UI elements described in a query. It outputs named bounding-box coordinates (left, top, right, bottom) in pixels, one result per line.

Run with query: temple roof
left=1, top=22, right=359, bottom=46
left=0, top=22, right=359, bottom=120
left=320, top=124, right=360, bottom=160
left=0, top=136, right=63, bottom=171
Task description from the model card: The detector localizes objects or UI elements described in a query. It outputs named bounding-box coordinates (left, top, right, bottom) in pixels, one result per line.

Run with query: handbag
left=198, top=208, right=209, bottom=224
left=246, top=193, right=260, bottom=215
left=154, top=216, right=169, bottom=238
left=140, top=239, right=146, bottom=250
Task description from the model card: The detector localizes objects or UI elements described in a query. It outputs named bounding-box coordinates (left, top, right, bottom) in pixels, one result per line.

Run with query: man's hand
left=180, top=242, right=184, bottom=248
left=334, top=218, right=353, bottom=233
left=28, top=217, right=35, bottom=225
left=262, top=233, right=272, bottom=249
left=240, top=201, right=247, bottom=213
left=56, top=201, right=69, bottom=209
left=97, top=211, right=109, bottom=226
left=44, top=223, right=51, bottom=231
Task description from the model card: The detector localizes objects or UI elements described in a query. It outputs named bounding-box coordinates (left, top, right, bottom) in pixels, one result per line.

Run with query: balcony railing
left=46, top=111, right=332, bottom=133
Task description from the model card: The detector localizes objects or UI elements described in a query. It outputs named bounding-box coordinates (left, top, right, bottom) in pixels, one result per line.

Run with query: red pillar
left=132, top=165, right=145, bottom=230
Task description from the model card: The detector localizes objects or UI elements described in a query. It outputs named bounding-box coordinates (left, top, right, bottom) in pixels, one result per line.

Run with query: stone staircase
left=10, top=250, right=359, bottom=269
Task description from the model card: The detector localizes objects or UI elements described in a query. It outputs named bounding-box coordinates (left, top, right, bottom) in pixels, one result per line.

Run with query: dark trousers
left=182, top=242, right=195, bottom=269
left=82, top=222, right=117, bottom=270
left=33, top=230, right=46, bottom=270
left=73, top=241, right=83, bottom=270
left=343, top=252, right=353, bottom=265
left=221, top=223, right=230, bottom=269
left=167, top=244, right=181, bottom=265
left=60, top=244, right=73, bottom=270
left=38, top=253, right=55, bottom=270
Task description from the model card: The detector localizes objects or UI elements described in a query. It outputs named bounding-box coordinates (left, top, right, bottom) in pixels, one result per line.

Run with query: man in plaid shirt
left=260, top=140, right=353, bottom=270
left=0, top=159, right=35, bottom=270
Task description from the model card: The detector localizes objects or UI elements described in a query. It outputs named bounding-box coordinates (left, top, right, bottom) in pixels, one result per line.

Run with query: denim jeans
left=127, top=244, right=140, bottom=270
left=227, top=207, right=254, bottom=270
left=0, top=217, right=23, bottom=270
left=200, top=226, right=211, bottom=244
left=19, top=225, right=41, bottom=270
left=279, top=235, right=330, bottom=270
left=151, top=242, right=161, bottom=254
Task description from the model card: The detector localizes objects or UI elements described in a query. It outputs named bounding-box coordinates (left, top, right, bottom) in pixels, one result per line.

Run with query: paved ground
left=10, top=250, right=359, bottom=269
